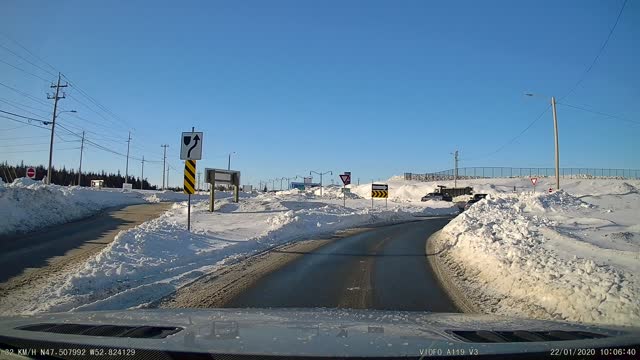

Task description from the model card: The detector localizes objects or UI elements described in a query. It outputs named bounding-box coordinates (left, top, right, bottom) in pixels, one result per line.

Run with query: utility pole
left=167, top=165, right=170, bottom=190
left=453, top=150, right=459, bottom=188
left=46, top=72, right=68, bottom=184
left=77, top=131, right=85, bottom=186
left=551, top=96, right=560, bottom=190
left=141, top=156, right=145, bottom=190
left=125, top=131, right=131, bottom=184
left=161, top=144, right=169, bottom=190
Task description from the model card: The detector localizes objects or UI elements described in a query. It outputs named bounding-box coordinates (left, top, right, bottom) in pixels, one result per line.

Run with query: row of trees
left=0, top=161, right=157, bottom=190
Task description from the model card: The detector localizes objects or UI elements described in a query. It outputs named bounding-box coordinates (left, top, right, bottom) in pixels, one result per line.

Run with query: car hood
left=0, top=308, right=638, bottom=357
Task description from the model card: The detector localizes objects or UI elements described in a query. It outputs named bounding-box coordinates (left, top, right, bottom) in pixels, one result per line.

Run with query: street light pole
left=228, top=152, right=235, bottom=170
left=551, top=96, right=560, bottom=190
left=526, top=93, right=560, bottom=190
left=310, top=170, right=332, bottom=197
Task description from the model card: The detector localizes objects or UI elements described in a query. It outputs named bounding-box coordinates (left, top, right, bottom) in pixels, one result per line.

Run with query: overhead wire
left=561, top=0, right=628, bottom=101
left=0, top=58, right=51, bottom=82
left=469, top=0, right=629, bottom=161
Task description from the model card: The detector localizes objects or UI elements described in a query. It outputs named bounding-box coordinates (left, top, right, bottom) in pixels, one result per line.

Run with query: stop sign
left=26, top=167, right=35, bottom=179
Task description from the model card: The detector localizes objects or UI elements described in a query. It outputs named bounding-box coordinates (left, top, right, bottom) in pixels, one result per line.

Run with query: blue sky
left=1, top=0, right=638, bottom=188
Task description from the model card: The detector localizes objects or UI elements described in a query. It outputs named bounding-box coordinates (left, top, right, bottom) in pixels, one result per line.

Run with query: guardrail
left=404, top=167, right=640, bottom=181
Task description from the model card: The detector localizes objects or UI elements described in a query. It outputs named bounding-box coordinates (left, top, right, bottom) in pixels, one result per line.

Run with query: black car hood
left=0, top=308, right=638, bottom=358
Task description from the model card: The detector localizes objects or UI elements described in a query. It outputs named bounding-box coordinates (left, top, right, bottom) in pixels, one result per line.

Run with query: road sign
left=371, top=184, right=389, bottom=198
left=530, top=177, right=538, bottom=186
left=26, top=167, right=35, bottom=179
left=342, top=188, right=351, bottom=193
left=180, top=132, right=203, bottom=160
left=549, top=188, right=553, bottom=193
left=205, top=168, right=241, bottom=211
left=122, top=183, right=133, bottom=191
left=184, top=160, right=196, bottom=194
left=340, top=174, right=351, bottom=185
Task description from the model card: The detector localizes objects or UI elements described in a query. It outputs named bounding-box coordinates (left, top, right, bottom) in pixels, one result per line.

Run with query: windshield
left=0, top=1, right=638, bottom=358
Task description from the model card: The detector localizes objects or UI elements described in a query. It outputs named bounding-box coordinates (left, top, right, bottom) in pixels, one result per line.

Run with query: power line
left=561, top=0, right=628, bottom=100
left=0, top=43, right=57, bottom=77
left=471, top=0, right=629, bottom=161
left=0, top=58, right=51, bottom=82
left=0, top=32, right=59, bottom=74
left=2, top=147, right=79, bottom=154
left=0, top=109, right=50, bottom=123
left=0, top=81, right=51, bottom=107
left=558, top=102, right=640, bottom=125
left=0, top=115, right=50, bottom=130
left=0, top=99, right=50, bottom=119
left=0, top=96, right=50, bottom=114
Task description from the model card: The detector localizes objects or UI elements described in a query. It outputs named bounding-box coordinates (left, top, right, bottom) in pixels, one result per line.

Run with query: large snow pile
left=0, top=179, right=146, bottom=236
left=0, top=179, right=214, bottom=236
left=1, top=188, right=458, bottom=314
left=437, top=182, right=640, bottom=326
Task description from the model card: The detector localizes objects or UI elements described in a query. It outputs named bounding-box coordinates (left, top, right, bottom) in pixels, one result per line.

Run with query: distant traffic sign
left=549, top=188, right=553, bottom=193
left=530, top=177, right=538, bottom=186
left=184, top=160, right=196, bottom=194
left=180, top=132, right=203, bottom=160
left=371, top=184, right=389, bottom=198
left=26, top=167, right=35, bottom=179
left=340, top=174, right=351, bottom=185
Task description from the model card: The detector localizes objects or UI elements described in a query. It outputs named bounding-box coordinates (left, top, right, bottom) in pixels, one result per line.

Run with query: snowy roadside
left=0, top=188, right=457, bottom=315
left=0, top=178, right=208, bottom=236
left=433, top=182, right=640, bottom=327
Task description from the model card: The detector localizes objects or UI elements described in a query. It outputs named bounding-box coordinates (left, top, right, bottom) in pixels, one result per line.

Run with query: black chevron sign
left=371, top=189, right=388, bottom=198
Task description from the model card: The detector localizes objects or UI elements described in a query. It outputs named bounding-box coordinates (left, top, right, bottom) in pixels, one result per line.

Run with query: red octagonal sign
left=26, top=167, right=35, bottom=179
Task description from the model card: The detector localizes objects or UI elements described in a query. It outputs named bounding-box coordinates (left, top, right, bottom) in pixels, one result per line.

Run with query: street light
left=525, top=93, right=560, bottom=190
left=310, top=170, right=332, bottom=197
left=46, top=110, right=77, bottom=184
left=283, top=176, right=299, bottom=190
left=228, top=152, right=236, bottom=170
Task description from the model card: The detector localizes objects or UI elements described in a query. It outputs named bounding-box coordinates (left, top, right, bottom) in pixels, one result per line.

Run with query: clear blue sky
left=1, top=0, right=638, bottom=188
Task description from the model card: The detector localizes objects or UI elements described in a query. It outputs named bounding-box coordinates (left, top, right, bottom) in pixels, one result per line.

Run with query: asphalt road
left=225, top=217, right=458, bottom=312
left=0, top=203, right=172, bottom=285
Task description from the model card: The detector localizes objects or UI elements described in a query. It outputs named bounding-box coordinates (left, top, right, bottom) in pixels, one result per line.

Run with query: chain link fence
left=404, top=167, right=640, bottom=181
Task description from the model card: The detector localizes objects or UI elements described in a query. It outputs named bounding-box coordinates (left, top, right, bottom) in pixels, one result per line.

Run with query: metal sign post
left=530, top=177, right=538, bottom=193
left=206, top=168, right=241, bottom=212
left=184, top=159, right=196, bottom=231
left=371, top=183, right=389, bottom=209
left=339, top=172, right=351, bottom=207
left=182, top=127, right=200, bottom=232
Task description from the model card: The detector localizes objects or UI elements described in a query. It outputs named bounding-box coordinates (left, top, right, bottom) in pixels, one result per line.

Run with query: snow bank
left=5, top=188, right=458, bottom=314
left=0, top=179, right=146, bottom=236
left=0, top=180, right=234, bottom=236
left=437, top=186, right=640, bottom=327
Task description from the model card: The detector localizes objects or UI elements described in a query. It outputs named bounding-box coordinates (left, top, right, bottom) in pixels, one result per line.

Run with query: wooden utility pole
left=77, top=131, right=85, bottom=186
left=46, top=73, right=68, bottom=184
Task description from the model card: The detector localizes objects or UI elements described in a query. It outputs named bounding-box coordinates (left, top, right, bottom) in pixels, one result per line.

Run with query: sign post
left=371, top=183, right=389, bottom=209
left=206, top=168, right=241, bottom=212
left=339, top=172, right=351, bottom=207
left=181, top=127, right=202, bottom=232
left=530, top=177, right=538, bottom=193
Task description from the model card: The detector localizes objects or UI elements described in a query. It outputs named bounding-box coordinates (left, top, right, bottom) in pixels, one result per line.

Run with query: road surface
left=0, top=203, right=172, bottom=285
left=225, top=217, right=457, bottom=311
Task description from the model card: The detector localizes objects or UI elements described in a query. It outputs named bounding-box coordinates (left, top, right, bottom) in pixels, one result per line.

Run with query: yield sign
left=530, top=177, right=538, bottom=186
left=340, top=174, right=351, bottom=185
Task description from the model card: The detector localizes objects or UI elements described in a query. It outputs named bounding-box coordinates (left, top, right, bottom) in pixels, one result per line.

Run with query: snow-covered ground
left=0, top=178, right=208, bottom=236
left=0, top=181, right=457, bottom=314
left=429, top=177, right=640, bottom=327
left=2, top=175, right=638, bottom=328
